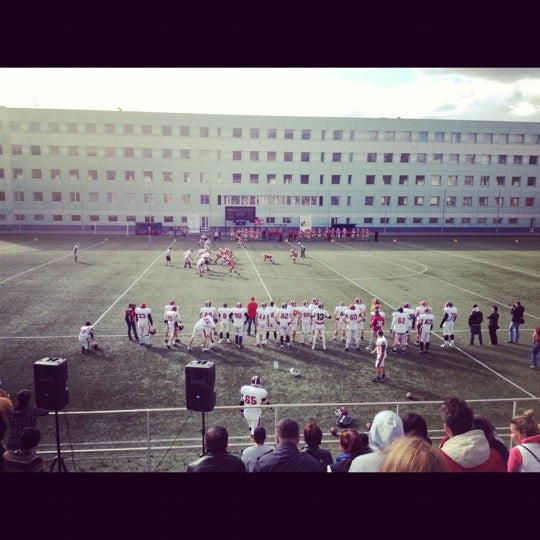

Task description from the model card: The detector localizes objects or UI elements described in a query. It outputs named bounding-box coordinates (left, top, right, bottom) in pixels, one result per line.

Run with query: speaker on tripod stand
left=33, top=357, right=69, bottom=472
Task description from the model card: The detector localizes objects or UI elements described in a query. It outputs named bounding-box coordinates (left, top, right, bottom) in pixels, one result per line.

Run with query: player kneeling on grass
left=263, top=253, right=274, bottom=264
left=79, top=321, right=98, bottom=354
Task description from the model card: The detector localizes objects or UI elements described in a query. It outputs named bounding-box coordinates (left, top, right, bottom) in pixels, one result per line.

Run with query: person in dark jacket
left=186, top=426, right=245, bottom=473
left=253, top=417, right=325, bottom=472
left=125, top=303, right=139, bottom=342
left=300, top=422, right=333, bottom=468
left=487, top=305, right=500, bottom=345
left=468, top=304, right=484, bottom=345
left=6, top=390, right=48, bottom=452
left=472, top=414, right=509, bottom=465
left=508, top=301, right=525, bottom=344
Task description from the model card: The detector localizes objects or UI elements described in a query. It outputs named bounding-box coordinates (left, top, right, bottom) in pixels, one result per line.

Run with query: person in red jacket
left=438, top=396, right=507, bottom=472
left=246, top=296, right=258, bottom=336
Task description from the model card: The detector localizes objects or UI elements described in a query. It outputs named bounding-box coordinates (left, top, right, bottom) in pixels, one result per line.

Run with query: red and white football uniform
left=240, top=384, right=268, bottom=433
left=135, top=305, right=153, bottom=345
left=311, top=306, right=330, bottom=350
left=344, top=307, right=361, bottom=349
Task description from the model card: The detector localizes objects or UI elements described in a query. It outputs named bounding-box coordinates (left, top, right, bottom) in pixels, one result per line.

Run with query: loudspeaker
left=185, top=360, right=216, bottom=412
left=33, top=357, right=69, bottom=410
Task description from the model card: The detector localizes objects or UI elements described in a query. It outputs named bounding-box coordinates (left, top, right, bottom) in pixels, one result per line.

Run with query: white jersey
left=256, top=307, right=269, bottom=329
left=370, top=310, right=386, bottom=318
left=300, top=306, right=314, bottom=328
left=403, top=307, right=416, bottom=331
left=288, top=304, right=301, bottom=328
left=312, top=307, right=330, bottom=327
left=184, top=250, right=192, bottom=260
left=375, top=335, right=388, bottom=364
left=165, top=310, right=179, bottom=331
left=355, top=302, right=367, bottom=321
left=135, top=307, right=152, bottom=323
left=164, top=304, right=175, bottom=321
left=443, top=306, right=458, bottom=324
left=79, top=324, right=94, bottom=340
left=230, top=306, right=248, bottom=328
left=218, top=306, right=232, bottom=322
left=415, top=305, right=427, bottom=321
left=267, top=305, right=279, bottom=329
left=391, top=311, right=408, bottom=334
left=277, top=306, right=294, bottom=326
left=194, top=315, right=216, bottom=333
left=240, top=385, right=268, bottom=420
left=200, top=306, right=217, bottom=321
left=344, top=308, right=361, bottom=330
left=419, top=312, right=434, bottom=340
left=333, top=304, right=347, bottom=321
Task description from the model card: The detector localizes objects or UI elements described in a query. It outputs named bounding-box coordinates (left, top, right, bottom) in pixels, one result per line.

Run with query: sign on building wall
left=300, top=215, right=312, bottom=231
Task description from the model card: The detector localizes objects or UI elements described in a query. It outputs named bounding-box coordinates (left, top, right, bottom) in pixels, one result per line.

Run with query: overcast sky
left=1, top=68, right=540, bottom=122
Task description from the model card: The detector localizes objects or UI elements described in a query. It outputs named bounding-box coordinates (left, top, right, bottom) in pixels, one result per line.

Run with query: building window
left=496, top=176, right=505, bottom=186
left=433, top=153, right=443, bottom=164
left=267, top=174, right=276, bottom=185
left=467, top=132, right=477, bottom=143
left=233, top=128, right=242, bottom=138
left=302, top=129, right=311, bottom=140
left=466, top=154, right=475, bottom=164
left=125, top=171, right=135, bottom=182
left=381, top=196, right=391, bottom=206
left=52, top=192, right=62, bottom=202
left=400, top=153, right=410, bottom=163
left=525, top=197, right=535, bottom=206
left=182, top=172, right=191, bottom=183
left=142, top=125, right=152, bottom=136
left=105, top=123, right=115, bottom=134
left=480, top=176, right=489, bottom=186
left=249, top=128, right=259, bottom=139
left=87, top=146, right=97, bottom=157
left=397, top=217, right=406, bottom=224
left=267, top=151, right=276, bottom=161
left=106, top=147, right=117, bottom=158
left=447, top=175, right=457, bottom=186
left=14, top=191, right=24, bottom=202
left=384, top=153, right=393, bottom=163
left=364, top=196, right=374, bottom=206
left=33, top=192, right=43, bottom=202
left=123, top=124, right=134, bottom=135
left=415, top=175, right=425, bottom=186
left=399, top=175, right=408, bottom=185
left=283, top=174, right=292, bottom=185
left=449, top=153, right=459, bottom=164
left=364, top=217, right=373, bottom=224
left=320, top=152, right=325, bottom=162
left=497, top=133, right=508, bottom=144
left=418, top=131, right=428, bottom=142
left=163, top=171, right=173, bottom=182
left=512, top=133, right=524, bottom=144
left=529, top=156, right=538, bottom=165
left=48, top=122, right=59, bottom=133
left=301, top=152, right=310, bottom=162
left=181, top=149, right=190, bottom=159
left=50, top=169, right=60, bottom=180
left=85, top=123, right=96, bottom=134
left=284, top=129, right=294, bottom=139
left=107, top=193, right=118, bottom=204
left=67, top=123, right=78, bottom=134
left=68, top=146, right=79, bottom=157
left=482, top=133, right=493, bottom=143
left=508, top=218, right=518, bottom=224
left=498, top=154, right=507, bottom=164
left=232, top=151, right=242, bottom=161
left=179, top=126, right=190, bottom=136
left=385, top=131, right=395, bottom=141
left=267, top=128, right=277, bottom=139
left=510, top=197, right=519, bottom=207
left=398, top=196, right=407, bottom=206
left=414, top=196, right=424, bottom=206
left=32, top=169, right=42, bottom=179
left=30, top=145, right=41, bottom=156
left=413, top=217, right=422, bottom=224
left=431, top=175, right=441, bottom=186
left=49, top=145, right=60, bottom=156
left=250, top=151, right=259, bottom=161
left=527, top=177, right=536, bottom=186
left=461, top=217, right=471, bottom=224
left=380, top=217, right=389, bottom=224
left=348, top=174, right=352, bottom=185
left=89, top=215, right=100, bottom=222
left=123, top=147, right=134, bottom=158
left=331, top=175, right=341, bottom=185
left=89, top=192, right=99, bottom=203
left=200, top=195, right=210, bottom=204
left=162, top=148, right=172, bottom=159
left=142, top=148, right=152, bottom=158
left=512, top=176, right=521, bottom=186
left=479, top=197, right=488, bottom=207
left=417, top=153, right=426, bottom=163
left=105, top=170, right=115, bottom=181
left=125, top=194, right=136, bottom=204
left=447, top=217, right=457, bottom=225
left=383, top=175, right=392, bottom=185
left=513, top=155, right=523, bottom=165
left=284, top=152, right=293, bottom=162
left=300, top=175, right=309, bottom=185
left=435, top=132, right=444, bottom=142
left=399, top=131, right=411, bottom=141
left=430, top=196, right=440, bottom=206
left=367, top=153, right=377, bottom=163
left=429, top=217, right=439, bottom=224
left=331, top=196, right=340, bottom=206
left=332, top=130, right=342, bottom=141
left=477, top=218, right=487, bottom=224
left=52, top=215, right=63, bottom=222
left=446, top=196, right=456, bottom=207
left=366, top=175, right=375, bottom=185
left=250, top=174, right=259, bottom=184
left=463, top=196, right=472, bottom=206
left=13, top=169, right=23, bottom=180
left=159, top=125, right=171, bottom=136
left=70, top=192, right=80, bottom=202
left=69, top=169, right=79, bottom=180
left=347, top=196, right=352, bottom=206
left=464, top=175, right=474, bottom=186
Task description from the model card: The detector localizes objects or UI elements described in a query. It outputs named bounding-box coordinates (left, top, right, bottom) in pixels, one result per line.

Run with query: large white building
left=0, top=106, right=538, bottom=233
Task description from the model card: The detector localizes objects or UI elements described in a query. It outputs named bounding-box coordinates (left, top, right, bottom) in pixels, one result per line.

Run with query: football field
left=0, top=232, right=539, bottom=471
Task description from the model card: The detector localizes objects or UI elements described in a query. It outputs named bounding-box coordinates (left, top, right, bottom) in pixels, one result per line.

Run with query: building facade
left=0, top=106, right=538, bottom=233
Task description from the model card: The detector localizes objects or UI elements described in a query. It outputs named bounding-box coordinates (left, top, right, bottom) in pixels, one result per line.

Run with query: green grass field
left=1, top=232, right=539, bottom=471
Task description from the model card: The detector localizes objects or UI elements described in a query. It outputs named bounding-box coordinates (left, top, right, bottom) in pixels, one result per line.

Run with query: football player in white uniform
left=440, top=301, right=458, bottom=348
left=418, top=306, right=434, bottom=353
left=266, top=300, right=279, bottom=343
left=276, top=302, right=293, bottom=349
left=183, top=249, right=193, bottom=268
left=217, top=303, right=232, bottom=344
left=391, top=306, right=408, bottom=353
left=163, top=300, right=176, bottom=343
left=288, top=300, right=301, bottom=342
left=255, top=302, right=269, bottom=347
left=135, top=303, right=154, bottom=345
left=415, top=300, right=428, bottom=345
left=240, top=375, right=269, bottom=440
left=231, top=302, right=248, bottom=348
left=371, top=330, right=387, bottom=382
left=354, top=298, right=367, bottom=341
left=402, top=302, right=416, bottom=348
left=332, top=302, right=348, bottom=342
left=165, top=306, right=181, bottom=349
left=311, top=303, right=331, bottom=350
left=299, top=300, right=313, bottom=345
left=187, top=315, right=216, bottom=351
left=79, top=321, right=97, bottom=353
left=343, top=304, right=361, bottom=351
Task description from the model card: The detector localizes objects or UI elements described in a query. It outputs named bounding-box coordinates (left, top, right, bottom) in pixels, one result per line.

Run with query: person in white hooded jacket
left=348, top=410, right=404, bottom=472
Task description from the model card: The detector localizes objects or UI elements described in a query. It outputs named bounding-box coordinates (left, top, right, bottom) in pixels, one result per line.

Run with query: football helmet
left=172, top=306, right=177, bottom=311
left=354, top=298, right=361, bottom=304
left=251, top=375, right=262, bottom=386
left=302, top=300, right=308, bottom=306
left=281, top=303, right=287, bottom=309
left=420, top=300, right=427, bottom=306
left=318, top=303, right=324, bottom=309
left=424, top=306, right=432, bottom=314
left=312, top=297, right=318, bottom=304
left=149, top=328, right=157, bottom=335
left=349, top=304, right=355, bottom=310
left=205, top=300, right=212, bottom=307
left=290, top=300, right=297, bottom=307
left=261, top=302, right=267, bottom=308
left=236, top=302, right=243, bottom=308
left=289, top=367, right=301, bottom=377
left=403, top=302, right=410, bottom=309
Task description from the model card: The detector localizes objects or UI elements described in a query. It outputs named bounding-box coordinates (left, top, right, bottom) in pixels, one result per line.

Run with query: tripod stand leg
left=50, top=409, right=68, bottom=473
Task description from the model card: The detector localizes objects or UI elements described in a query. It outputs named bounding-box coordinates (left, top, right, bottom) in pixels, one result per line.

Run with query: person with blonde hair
left=508, top=409, right=540, bottom=472
left=380, top=436, right=450, bottom=472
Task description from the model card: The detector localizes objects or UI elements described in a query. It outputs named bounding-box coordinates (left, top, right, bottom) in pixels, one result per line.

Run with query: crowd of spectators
left=185, top=397, right=540, bottom=473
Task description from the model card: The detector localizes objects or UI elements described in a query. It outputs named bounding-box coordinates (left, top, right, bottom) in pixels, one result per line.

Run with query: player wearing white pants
left=299, top=301, right=313, bottom=344
left=187, top=315, right=216, bottom=351
left=165, top=307, right=180, bottom=349
left=266, top=301, right=278, bottom=343
left=344, top=305, right=361, bottom=351
left=135, top=304, right=154, bottom=345
left=217, top=303, right=232, bottom=344
left=371, top=330, right=387, bottom=382
left=255, top=303, right=269, bottom=346
left=333, top=302, right=348, bottom=342
left=440, top=302, right=458, bottom=348
left=276, top=303, right=293, bottom=349
left=240, top=376, right=269, bottom=440
left=311, top=304, right=331, bottom=350
left=79, top=322, right=97, bottom=353
left=391, top=307, right=409, bottom=352
left=231, top=302, right=248, bottom=348
left=418, top=307, right=434, bottom=353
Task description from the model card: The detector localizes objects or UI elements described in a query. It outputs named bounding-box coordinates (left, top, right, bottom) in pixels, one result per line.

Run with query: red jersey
left=370, top=314, right=385, bottom=331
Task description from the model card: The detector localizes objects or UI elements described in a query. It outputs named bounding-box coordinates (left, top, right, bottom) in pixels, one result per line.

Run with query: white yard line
left=241, top=246, right=274, bottom=300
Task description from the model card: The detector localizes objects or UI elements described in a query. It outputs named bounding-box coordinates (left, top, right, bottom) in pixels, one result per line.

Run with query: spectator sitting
left=328, top=429, right=371, bottom=473
left=0, top=388, right=13, bottom=421
left=241, top=427, right=274, bottom=472
left=349, top=410, right=404, bottom=472
left=300, top=422, right=333, bottom=468
left=186, top=426, right=246, bottom=473
left=3, top=427, right=44, bottom=473
left=438, top=396, right=507, bottom=472
left=508, top=409, right=540, bottom=472
left=253, top=417, right=325, bottom=472
left=6, top=390, right=48, bottom=451
left=401, top=412, right=432, bottom=445
left=380, top=436, right=449, bottom=472
left=472, top=414, right=509, bottom=465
